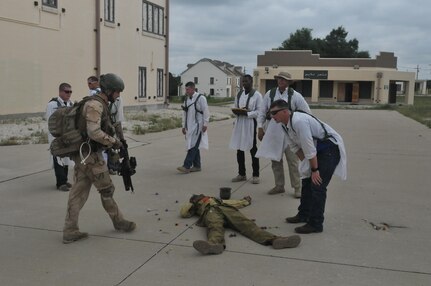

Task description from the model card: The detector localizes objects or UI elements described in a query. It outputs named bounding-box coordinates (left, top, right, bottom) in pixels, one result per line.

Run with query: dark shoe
left=267, top=186, right=285, bottom=195
left=63, top=231, right=89, bottom=244
left=177, top=166, right=190, bottom=174
left=295, top=224, right=322, bottom=234
left=114, top=220, right=137, bottom=232
left=285, top=215, right=307, bottom=224
left=66, top=182, right=73, bottom=188
left=272, top=235, right=301, bottom=249
left=193, top=240, right=224, bottom=255
left=57, top=184, right=70, bottom=192
left=190, top=166, right=201, bottom=172
left=231, top=175, right=247, bottom=182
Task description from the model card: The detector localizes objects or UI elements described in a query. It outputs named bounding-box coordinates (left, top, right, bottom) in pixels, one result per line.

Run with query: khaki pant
left=203, top=206, right=277, bottom=246
left=271, top=147, right=301, bottom=190
left=63, top=151, right=125, bottom=234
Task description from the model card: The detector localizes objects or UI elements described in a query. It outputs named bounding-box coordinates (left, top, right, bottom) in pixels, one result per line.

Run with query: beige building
left=254, top=50, right=415, bottom=105
left=0, top=0, right=169, bottom=116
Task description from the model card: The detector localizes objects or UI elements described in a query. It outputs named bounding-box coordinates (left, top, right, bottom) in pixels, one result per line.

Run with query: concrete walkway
left=0, top=107, right=430, bottom=286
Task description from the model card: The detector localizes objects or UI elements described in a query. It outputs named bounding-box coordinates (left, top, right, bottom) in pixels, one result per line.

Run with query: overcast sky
left=169, top=0, right=431, bottom=79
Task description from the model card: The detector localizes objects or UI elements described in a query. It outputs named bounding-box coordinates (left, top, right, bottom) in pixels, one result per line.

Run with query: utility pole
left=416, top=64, right=420, bottom=80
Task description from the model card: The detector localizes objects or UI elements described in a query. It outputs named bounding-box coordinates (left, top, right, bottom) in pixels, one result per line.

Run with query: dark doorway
left=389, top=82, right=397, bottom=103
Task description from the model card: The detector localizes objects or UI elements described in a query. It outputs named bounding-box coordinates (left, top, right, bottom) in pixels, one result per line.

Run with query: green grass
left=132, top=116, right=182, bottom=135
left=394, top=96, right=431, bottom=128
left=169, top=95, right=233, bottom=105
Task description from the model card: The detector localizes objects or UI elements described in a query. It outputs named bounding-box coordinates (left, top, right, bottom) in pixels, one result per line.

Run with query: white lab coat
left=182, top=92, right=210, bottom=150
left=229, top=90, right=262, bottom=151
left=286, top=112, right=347, bottom=180
left=45, top=97, right=74, bottom=167
left=256, top=87, right=311, bottom=161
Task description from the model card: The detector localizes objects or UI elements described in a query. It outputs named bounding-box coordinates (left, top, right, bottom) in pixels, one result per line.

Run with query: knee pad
left=99, top=186, right=115, bottom=198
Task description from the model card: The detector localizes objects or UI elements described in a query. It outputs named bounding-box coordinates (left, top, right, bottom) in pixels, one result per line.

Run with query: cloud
left=170, top=0, right=431, bottom=78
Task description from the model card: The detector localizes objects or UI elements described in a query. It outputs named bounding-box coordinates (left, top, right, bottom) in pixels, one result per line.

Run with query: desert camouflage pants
left=203, top=206, right=277, bottom=246
left=63, top=151, right=124, bottom=234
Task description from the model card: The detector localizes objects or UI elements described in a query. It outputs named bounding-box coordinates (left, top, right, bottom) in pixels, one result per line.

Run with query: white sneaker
left=231, top=175, right=246, bottom=182
left=251, top=177, right=260, bottom=184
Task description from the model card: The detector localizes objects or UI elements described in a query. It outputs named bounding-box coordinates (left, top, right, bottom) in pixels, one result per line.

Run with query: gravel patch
left=0, top=105, right=232, bottom=144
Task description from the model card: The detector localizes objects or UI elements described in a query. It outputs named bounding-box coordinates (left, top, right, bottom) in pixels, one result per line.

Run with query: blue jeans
left=297, top=143, right=340, bottom=230
left=183, top=134, right=201, bottom=169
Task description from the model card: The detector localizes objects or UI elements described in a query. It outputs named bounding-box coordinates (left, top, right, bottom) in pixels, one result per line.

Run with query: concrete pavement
left=0, top=106, right=430, bottom=286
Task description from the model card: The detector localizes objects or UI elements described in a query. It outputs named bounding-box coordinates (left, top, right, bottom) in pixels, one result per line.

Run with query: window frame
left=157, top=69, right=164, bottom=98
left=42, top=0, right=57, bottom=8
left=139, top=67, right=147, bottom=99
left=142, top=1, right=165, bottom=36
left=104, top=0, right=115, bottom=23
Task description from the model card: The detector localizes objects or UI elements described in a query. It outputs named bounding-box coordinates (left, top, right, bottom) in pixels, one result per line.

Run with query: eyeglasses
left=63, top=90, right=72, bottom=94
left=269, top=108, right=287, bottom=116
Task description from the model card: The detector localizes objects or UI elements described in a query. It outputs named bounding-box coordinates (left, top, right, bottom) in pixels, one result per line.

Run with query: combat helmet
left=100, top=73, right=125, bottom=93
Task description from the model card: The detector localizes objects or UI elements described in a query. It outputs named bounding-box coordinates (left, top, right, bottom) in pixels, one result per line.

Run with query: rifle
left=118, top=141, right=137, bottom=192
left=112, top=121, right=137, bottom=192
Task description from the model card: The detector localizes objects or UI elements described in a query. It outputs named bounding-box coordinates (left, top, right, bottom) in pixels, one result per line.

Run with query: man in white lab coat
left=229, top=75, right=262, bottom=184
left=177, top=82, right=210, bottom=173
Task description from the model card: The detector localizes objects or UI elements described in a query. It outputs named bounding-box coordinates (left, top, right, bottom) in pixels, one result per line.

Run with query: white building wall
left=181, top=61, right=227, bottom=96
left=0, top=0, right=169, bottom=115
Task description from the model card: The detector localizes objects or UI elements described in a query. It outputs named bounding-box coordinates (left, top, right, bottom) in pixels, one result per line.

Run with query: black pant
left=53, top=156, right=68, bottom=187
left=237, top=119, right=259, bottom=177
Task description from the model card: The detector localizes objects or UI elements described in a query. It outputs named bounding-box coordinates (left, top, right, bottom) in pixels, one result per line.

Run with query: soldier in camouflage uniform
left=180, top=194, right=301, bottom=255
left=63, top=73, right=136, bottom=244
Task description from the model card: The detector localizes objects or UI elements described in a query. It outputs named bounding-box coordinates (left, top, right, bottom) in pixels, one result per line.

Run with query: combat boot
left=63, top=231, right=89, bottom=244
left=272, top=235, right=301, bottom=249
left=114, top=220, right=136, bottom=232
left=193, top=240, right=224, bottom=255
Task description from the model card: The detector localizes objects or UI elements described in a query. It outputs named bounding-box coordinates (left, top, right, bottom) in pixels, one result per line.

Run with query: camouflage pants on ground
left=271, top=147, right=301, bottom=190
left=63, top=151, right=125, bottom=234
left=203, top=205, right=277, bottom=246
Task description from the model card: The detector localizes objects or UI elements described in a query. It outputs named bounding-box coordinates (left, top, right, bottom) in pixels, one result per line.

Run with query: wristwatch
left=311, top=167, right=319, bottom=172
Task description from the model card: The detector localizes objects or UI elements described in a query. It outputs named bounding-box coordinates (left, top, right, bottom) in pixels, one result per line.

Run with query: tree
left=277, top=26, right=369, bottom=58
left=278, top=28, right=316, bottom=51
left=168, top=72, right=180, bottom=96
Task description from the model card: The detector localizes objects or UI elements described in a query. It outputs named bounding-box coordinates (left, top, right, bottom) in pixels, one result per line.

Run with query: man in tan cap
left=256, top=71, right=310, bottom=198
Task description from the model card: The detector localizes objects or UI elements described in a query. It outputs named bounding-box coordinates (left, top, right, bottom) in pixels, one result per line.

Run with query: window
left=194, top=77, right=198, bottom=84
left=139, top=67, right=147, bottom=99
left=42, top=0, right=57, bottom=8
left=157, top=69, right=164, bottom=98
left=142, top=1, right=164, bottom=36
left=210, top=77, right=214, bottom=85
left=105, top=0, right=115, bottom=23
left=227, top=77, right=232, bottom=85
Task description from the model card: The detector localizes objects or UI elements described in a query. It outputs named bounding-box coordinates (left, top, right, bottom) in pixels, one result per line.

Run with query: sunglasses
left=63, top=90, right=72, bottom=94
left=269, top=108, right=287, bottom=116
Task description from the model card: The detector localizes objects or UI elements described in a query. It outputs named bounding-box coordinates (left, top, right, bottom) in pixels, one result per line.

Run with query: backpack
left=269, top=87, right=294, bottom=110
left=235, top=89, right=256, bottom=109
left=48, top=96, right=104, bottom=158
left=265, top=87, right=294, bottom=120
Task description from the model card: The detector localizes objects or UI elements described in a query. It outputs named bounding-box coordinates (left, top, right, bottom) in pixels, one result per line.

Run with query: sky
left=169, top=0, right=431, bottom=79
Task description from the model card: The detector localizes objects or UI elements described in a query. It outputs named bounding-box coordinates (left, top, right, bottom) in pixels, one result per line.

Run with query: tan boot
left=114, top=220, right=136, bottom=232
left=272, top=235, right=301, bottom=249
left=267, top=186, right=285, bottom=195
left=193, top=240, right=224, bottom=255
left=63, top=231, right=89, bottom=244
